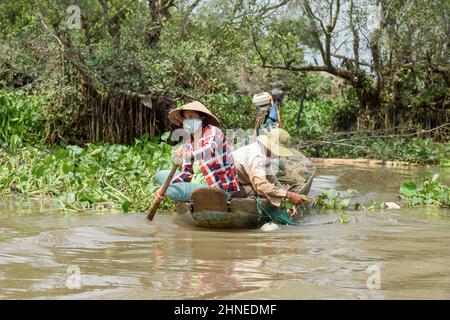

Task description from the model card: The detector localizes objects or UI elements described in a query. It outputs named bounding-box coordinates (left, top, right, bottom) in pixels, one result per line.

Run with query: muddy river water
left=0, top=164, right=449, bottom=299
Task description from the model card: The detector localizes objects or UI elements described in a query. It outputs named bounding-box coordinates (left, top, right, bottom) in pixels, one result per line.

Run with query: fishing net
left=255, top=197, right=300, bottom=226
left=253, top=150, right=315, bottom=227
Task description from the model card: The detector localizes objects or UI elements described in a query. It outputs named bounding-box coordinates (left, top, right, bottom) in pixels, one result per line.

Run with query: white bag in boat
left=260, top=222, right=281, bottom=232
left=252, top=92, right=271, bottom=107
left=385, top=202, right=401, bottom=209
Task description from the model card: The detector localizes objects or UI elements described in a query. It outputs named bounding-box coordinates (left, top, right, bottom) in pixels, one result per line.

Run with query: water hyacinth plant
left=0, top=90, right=45, bottom=151
left=313, top=188, right=361, bottom=224
left=400, top=174, right=450, bottom=208
left=0, top=133, right=174, bottom=212
left=314, top=188, right=360, bottom=210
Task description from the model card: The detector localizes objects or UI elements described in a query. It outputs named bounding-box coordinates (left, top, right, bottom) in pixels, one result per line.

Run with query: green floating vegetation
left=0, top=90, right=45, bottom=151
left=314, top=188, right=360, bottom=211
left=313, top=189, right=361, bottom=224
left=0, top=134, right=173, bottom=213
left=313, top=188, right=384, bottom=224
left=314, top=175, right=449, bottom=224
left=400, top=174, right=449, bottom=208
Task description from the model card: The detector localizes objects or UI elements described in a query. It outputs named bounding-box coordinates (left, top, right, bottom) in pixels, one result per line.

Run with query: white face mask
left=183, top=119, right=202, bottom=134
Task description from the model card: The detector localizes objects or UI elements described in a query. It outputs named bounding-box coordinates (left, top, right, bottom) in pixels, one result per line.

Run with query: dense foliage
left=281, top=98, right=449, bottom=165
left=0, top=135, right=173, bottom=212
left=1, top=0, right=448, bottom=139
left=252, top=0, right=449, bottom=131
left=0, top=90, right=45, bottom=151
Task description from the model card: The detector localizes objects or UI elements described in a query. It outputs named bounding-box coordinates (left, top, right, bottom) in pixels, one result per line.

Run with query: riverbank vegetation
left=0, top=135, right=173, bottom=212
left=281, top=99, right=449, bottom=166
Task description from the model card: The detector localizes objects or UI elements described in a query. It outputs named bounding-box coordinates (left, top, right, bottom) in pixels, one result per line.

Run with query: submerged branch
left=299, top=123, right=450, bottom=148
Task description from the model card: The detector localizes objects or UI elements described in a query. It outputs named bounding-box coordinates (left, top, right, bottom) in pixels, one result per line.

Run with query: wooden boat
left=173, top=149, right=316, bottom=229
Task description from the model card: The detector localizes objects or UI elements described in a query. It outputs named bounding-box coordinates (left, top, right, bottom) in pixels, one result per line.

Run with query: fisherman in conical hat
left=232, top=128, right=308, bottom=207
left=154, top=101, right=239, bottom=202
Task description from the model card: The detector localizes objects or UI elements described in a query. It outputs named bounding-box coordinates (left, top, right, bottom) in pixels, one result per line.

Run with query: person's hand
left=172, top=146, right=182, bottom=164
left=154, top=186, right=165, bottom=202
left=286, top=191, right=309, bottom=205
left=172, top=147, right=193, bottom=165
left=175, top=146, right=184, bottom=158
left=175, top=147, right=192, bottom=160
left=289, top=206, right=298, bottom=218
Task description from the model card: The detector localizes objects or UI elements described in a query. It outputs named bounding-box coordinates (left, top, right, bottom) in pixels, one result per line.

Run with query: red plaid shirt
left=172, top=125, right=239, bottom=193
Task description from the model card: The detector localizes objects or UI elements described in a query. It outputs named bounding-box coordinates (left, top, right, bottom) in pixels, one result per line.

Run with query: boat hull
left=173, top=149, right=316, bottom=229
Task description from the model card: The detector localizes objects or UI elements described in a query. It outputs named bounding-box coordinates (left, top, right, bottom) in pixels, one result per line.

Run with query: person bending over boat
left=154, top=101, right=239, bottom=203
left=231, top=128, right=308, bottom=207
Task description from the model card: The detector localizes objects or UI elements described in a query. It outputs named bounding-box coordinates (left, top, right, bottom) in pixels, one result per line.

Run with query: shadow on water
left=0, top=165, right=449, bottom=299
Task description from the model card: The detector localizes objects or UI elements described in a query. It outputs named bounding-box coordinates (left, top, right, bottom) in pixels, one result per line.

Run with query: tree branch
left=331, top=54, right=371, bottom=68
left=38, top=11, right=101, bottom=93
left=300, top=123, right=450, bottom=148
left=349, top=0, right=360, bottom=68
left=186, top=0, right=201, bottom=15
left=234, top=0, right=290, bottom=21
left=301, top=0, right=327, bottom=33
left=332, top=0, right=340, bottom=30
left=251, top=26, right=268, bottom=66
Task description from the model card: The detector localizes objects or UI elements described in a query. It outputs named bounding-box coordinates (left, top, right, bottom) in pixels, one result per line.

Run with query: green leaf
left=67, top=145, right=84, bottom=157
left=161, top=131, right=171, bottom=142
left=411, top=197, right=422, bottom=206
left=121, top=200, right=132, bottom=212
left=91, top=148, right=103, bottom=156
left=55, top=149, right=68, bottom=159
left=32, top=166, right=45, bottom=178
left=400, top=182, right=417, bottom=197
left=61, top=161, right=74, bottom=174
left=141, top=133, right=149, bottom=143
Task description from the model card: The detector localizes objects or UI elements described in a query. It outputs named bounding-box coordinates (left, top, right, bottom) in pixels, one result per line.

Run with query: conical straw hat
left=168, top=101, right=220, bottom=127
left=257, top=128, right=294, bottom=157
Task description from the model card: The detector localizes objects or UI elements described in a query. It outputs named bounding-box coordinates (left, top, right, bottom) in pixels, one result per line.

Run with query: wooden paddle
left=275, top=101, right=282, bottom=128
left=147, top=163, right=178, bottom=221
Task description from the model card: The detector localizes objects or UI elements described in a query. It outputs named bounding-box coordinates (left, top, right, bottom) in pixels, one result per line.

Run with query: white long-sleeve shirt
left=232, top=142, right=287, bottom=206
